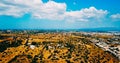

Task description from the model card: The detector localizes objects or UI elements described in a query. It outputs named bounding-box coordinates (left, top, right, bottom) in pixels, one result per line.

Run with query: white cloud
left=0, top=0, right=31, bottom=17
left=32, top=1, right=66, bottom=20
left=0, top=0, right=108, bottom=22
left=110, top=13, right=120, bottom=21
left=64, top=7, right=108, bottom=22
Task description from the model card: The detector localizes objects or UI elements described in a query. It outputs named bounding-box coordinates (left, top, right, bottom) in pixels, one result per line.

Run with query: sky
left=0, top=0, right=120, bottom=29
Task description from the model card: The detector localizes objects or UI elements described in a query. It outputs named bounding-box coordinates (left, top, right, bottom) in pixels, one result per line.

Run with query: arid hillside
left=0, top=32, right=119, bottom=63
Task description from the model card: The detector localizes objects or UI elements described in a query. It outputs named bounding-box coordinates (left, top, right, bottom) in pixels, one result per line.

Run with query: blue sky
left=0, top=0, right=120, bottom=29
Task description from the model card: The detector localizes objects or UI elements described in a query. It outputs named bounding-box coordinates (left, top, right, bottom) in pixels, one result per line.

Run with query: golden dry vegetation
left=0, top=33, right=119, bottom=63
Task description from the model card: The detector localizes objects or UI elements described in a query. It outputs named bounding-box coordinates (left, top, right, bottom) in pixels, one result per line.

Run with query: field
left=0, top=31, right=119, bottom=63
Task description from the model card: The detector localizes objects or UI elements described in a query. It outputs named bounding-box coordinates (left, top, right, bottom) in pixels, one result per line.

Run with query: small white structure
left=30, top=45, right=36, bottom=49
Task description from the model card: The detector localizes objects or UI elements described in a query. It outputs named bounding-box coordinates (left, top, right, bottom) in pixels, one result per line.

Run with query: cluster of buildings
left=89, top=32, right=120, bottom=60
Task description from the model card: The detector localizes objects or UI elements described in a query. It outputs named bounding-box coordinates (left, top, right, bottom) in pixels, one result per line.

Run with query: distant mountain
left=78, top=27, right=120, bottom=32
left=0, top=27, right=120, bottom=32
